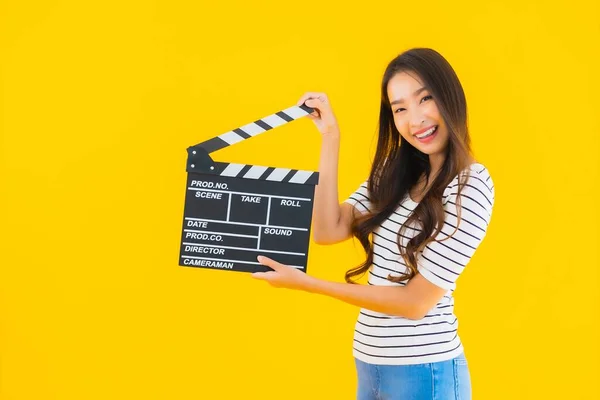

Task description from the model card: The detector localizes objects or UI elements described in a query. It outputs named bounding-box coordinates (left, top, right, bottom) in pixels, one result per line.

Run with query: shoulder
left=443, top=162, right=495, bottom=209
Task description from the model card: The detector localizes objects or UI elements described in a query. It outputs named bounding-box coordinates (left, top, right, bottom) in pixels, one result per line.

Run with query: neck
left=428, top=152, right=476, bottom=178
left=429, top=152, right=445, bottom=177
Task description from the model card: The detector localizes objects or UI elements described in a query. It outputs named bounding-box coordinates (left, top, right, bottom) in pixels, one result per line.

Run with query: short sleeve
left=417, top=166, right=495, bottom=291
left=343, top=179, right=373, bottom=215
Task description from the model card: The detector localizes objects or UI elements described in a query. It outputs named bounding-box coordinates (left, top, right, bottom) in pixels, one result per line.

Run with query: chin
left=411, top=142, right=444, bottom=156
left=413, top=136, right=449, bottom=156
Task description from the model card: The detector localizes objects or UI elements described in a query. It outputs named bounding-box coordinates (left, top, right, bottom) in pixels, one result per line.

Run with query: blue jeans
left=354, top=352, right=472, bottom=400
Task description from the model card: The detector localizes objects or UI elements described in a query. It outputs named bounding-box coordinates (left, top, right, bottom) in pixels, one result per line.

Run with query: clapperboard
left=179, top=103, right=319, bottom=274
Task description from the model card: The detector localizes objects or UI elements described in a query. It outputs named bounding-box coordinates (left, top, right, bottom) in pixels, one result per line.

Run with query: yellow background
left=1, top=0, right=599, bottom=398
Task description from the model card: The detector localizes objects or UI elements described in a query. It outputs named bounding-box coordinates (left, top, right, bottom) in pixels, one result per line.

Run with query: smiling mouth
left=414, top=126, right=438, bottom=140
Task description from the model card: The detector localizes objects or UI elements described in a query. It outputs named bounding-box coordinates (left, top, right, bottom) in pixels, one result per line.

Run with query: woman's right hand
left=297, top=92, right=340, bottom=137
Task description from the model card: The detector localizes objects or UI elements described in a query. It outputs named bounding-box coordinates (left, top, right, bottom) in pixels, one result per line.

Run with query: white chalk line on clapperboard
left=182, top=103, right=317, bottom=269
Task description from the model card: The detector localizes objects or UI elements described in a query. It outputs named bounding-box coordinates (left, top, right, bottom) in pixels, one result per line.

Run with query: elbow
left=399, top=305, right=428, bottom=321
left=313, top=237, right=327, bottom=245
left=408, top=310, right=427, bottom=321
left=312, top=233, right=338, bottom=245
left=312, top=227, right=345, bottom=245
left=312, top=230, right=326, bottom=245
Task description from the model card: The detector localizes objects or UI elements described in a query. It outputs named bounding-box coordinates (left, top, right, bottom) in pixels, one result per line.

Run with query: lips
left=413, top=125, right=437, bottom=137
left=413, top=125, right=438, bottom=143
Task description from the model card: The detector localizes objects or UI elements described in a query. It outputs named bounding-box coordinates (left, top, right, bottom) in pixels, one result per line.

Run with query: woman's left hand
left=252, top=256, right=314, bottom=291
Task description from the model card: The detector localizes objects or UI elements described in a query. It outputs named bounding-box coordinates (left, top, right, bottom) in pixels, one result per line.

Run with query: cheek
left=424, top=102, right=442, bottom=120
left=393, top=114, right=409, bottom=132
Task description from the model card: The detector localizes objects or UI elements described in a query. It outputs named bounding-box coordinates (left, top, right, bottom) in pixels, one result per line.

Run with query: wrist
left=302, top=274, right=323, bottom=294
left=322, top=131, right=340, bottom=143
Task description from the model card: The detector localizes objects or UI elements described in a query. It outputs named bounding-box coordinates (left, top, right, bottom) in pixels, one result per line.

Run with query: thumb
left=304, top=99, right=322, bottom=116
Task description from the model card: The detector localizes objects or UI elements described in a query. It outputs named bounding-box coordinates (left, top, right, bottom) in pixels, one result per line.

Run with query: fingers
left=251, top=271, right=276, bottom=280
left=297, top=92, right=329, bottom=108
left=296, top=92, right=322, bottom=105
left=257, top=255, right=280, bottom=270
left=304, top=98, right=323, bottom=109
left=303, top=100, right=320, bottom=118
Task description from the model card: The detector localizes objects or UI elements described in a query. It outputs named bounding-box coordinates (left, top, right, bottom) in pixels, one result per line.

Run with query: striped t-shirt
left=344, top=162, right=495, bottom=365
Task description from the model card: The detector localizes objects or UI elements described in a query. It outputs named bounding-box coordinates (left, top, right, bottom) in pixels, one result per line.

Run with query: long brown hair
left=345, top=48, right=474, bottom=284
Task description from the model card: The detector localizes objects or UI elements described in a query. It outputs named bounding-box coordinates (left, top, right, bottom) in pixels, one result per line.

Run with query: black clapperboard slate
left=179, top=103, right=319, bottom=274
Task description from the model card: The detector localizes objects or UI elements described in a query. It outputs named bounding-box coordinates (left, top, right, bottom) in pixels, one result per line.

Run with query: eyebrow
left=390, top=87, right=429, bottom=106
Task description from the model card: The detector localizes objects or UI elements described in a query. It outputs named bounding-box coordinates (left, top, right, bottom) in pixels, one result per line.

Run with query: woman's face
left=387, top=71, right=449, bottom=157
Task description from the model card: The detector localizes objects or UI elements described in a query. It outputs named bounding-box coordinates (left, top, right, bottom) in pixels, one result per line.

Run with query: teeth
left=416, top=126, right=436, bottom=139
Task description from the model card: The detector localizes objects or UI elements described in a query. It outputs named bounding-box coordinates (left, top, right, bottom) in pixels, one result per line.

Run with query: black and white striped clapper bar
left=179, top=103, right=319, bottom=274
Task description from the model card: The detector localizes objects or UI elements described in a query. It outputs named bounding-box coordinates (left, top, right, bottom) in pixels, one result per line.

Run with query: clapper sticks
left=179, top=103, right=319, bottom=274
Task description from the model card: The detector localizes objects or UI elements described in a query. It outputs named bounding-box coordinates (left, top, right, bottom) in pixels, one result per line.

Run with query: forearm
left=304, top=276, right=423, bottom=320
left=312, top=134, right=342, bottom=238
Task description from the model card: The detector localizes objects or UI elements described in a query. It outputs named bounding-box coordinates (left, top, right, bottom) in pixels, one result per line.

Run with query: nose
left=409, top=110, right=426, bottom=130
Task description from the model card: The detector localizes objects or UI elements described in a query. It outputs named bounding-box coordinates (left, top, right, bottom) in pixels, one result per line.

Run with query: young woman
left=252, top=47, right=495, bottom=400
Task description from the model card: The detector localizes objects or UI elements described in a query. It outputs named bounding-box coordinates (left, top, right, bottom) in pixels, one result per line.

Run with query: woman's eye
left=394, top=108, right=406, bottom=113
left=421, top=95, right=433, bottom=103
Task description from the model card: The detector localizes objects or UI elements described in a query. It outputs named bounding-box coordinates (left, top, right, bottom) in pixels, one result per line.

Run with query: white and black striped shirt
left=344, top=162, right=495, bottom=365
